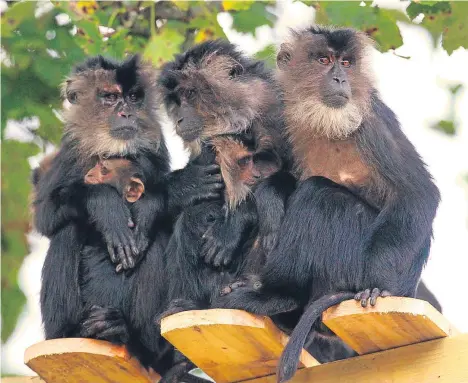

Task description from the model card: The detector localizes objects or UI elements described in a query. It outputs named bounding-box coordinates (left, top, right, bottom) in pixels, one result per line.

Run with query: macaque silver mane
left=215, top=26, right=440, bottom=382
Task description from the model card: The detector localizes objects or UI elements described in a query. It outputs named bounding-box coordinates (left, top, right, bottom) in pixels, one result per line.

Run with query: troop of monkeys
left=32, top=26, right=440, bottom=383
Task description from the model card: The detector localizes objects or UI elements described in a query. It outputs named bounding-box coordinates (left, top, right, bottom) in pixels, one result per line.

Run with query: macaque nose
left=252, top=169, right=261, bottom=178
left=118, top=111, right=132, bottom=118
left=333, top=77, right=346, bottom=84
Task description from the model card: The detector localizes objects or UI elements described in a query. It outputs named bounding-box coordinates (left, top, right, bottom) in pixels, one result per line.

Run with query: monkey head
left=62, top=55, right=161, bottom=158
left=159, top=40, right=276, bottom=151
left=277, top=26, right=374, bottom=139
left=84, top=158, right=145, bottom=203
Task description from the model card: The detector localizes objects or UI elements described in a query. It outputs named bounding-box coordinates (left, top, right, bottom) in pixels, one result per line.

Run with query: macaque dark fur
left=157, top=41, right=296, bottom=381
left=159, top=40, right=294, bottom=311
left=215, top=26, right=440, bottom=382
left=34, top=55, right=221, bottom=376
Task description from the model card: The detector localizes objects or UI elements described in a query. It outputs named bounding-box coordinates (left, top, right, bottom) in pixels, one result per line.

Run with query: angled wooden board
left=322, top=297, right=459, bottom=354
left=161, top=309, right=319, bottom=383
left=24, top=338, right=160, bottom=383
left=247, top=333, right=468, bottom=383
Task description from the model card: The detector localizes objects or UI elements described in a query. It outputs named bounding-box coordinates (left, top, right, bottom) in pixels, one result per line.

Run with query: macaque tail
left=277, top=292, right=355, bottom=383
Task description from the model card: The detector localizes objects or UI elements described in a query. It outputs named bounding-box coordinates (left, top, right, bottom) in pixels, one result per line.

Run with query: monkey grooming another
left=34, top=55, right=222, bottom=376
left=216, top=26, right=440, bottom=382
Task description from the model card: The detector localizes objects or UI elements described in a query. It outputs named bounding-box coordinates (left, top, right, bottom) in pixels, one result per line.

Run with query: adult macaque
left=34, top=55, right=222, bottom=377
left=216, top=27, right=440, bottom=382
left=158, top=40, right=295, bottom=381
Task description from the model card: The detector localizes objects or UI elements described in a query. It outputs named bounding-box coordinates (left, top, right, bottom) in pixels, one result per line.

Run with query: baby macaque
left=84, top=158, right=145, bottom=204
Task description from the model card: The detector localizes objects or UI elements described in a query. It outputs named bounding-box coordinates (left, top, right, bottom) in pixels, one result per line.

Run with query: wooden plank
left=323, top=297, right=459, bottom=354
left=247, top=333, right=468, bottom=383
left=161, top=309, right=319, bottom=383
left=2, top=378, right=44, bottom=383
left=24, top=338, right=160, bottom=383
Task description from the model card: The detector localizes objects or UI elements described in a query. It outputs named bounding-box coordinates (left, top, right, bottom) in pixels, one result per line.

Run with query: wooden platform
left=161, top=309, right=319, bottom=383
left=24, top=298, right=467, bottom=383
left=24, top=338, right=160, bottom=383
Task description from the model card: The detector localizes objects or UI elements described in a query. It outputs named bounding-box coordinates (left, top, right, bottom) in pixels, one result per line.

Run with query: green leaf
left=254, top=44, right=277, bottom=68
left=222, top=1, right=255, bottom=11
left=0, top=1, right=37, bottom=37
left=314, top=2, right=406, bottom=51
left=231, top=2, right=275, bottom=33
left=432, top=119, right=456, bottom=135
left=441, top=2, right=468, bottom=54
left=406, top=2, right=468, bottom=54
left=143, top=28, right=185, bottom=67
left=1, top=139, right=40, bottom=342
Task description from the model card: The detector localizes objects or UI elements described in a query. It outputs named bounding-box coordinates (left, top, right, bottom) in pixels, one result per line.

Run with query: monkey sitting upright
left=158, top=40, right=295, bottom=315
left=157, top=40, right=295, bottom=381
left=216, top=26, right=440, bottom=382
left=34, top=55, right=223, bottom=377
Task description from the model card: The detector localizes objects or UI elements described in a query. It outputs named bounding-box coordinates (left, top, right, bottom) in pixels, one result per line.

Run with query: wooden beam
left=247, top=333, right=468, bottom=383
left=24, top=338, right=160, bottom=383
left=322, top=297, right=459, bottom=354
left=2, top=378, right=44, bottom=383
left=161, top=309, right=319, bottom=383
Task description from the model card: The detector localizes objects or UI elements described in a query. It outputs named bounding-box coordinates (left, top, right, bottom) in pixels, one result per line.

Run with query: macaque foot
left=79, top=305, right=129, bottom=344
left=220, top=277, right=262, bottom=296
left=355, top=288, right=391, bottom=307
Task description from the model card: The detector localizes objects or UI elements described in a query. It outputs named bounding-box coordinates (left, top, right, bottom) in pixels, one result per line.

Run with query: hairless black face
left=63, top=55, right=160, bottom=157
left=277, top=26, right=371, bottom=109
left=276, top=26, right=373, bottom=139
left=158, top=40, right=274, bottom=143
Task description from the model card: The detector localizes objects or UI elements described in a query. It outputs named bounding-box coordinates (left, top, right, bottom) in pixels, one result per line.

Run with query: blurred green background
left=1, top=0, right=467, bottom=371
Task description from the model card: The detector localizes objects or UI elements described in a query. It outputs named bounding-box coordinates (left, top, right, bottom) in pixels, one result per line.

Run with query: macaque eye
left=185, top=89, right=196, bottom=100
left=104, top=93, right=118, bottom=103
left=318, top=57, right=331, bottom=65
left=341, top=59, right=351, bottom=68
left=128, top=91, right=143, bottom=103
left=229, top=64, right=244, bottom=79
left=237, top=156, right=252, bottom=167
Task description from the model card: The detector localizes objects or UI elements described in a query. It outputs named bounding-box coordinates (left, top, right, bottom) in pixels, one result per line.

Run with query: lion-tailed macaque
left=215, top=27, right=440, bottom=382
left=157, top=40, right=295, bottom=381
left=34, top=55, right=222, bottom=378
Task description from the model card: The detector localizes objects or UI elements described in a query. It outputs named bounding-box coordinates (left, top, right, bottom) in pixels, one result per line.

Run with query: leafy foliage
left=1, top=0, right=467, bottom=346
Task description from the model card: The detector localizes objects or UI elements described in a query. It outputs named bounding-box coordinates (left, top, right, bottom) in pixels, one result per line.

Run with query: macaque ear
left=277, top=43, right=293, bottom=70
left=125, top=177, right=145, bottom=203
left=84, top=162, right=103, bottom=184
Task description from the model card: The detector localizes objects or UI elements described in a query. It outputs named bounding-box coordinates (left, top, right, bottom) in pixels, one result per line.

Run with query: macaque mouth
left=322, top=92, right=350, bottom=108
left=110, top=125, right=138, bottom=140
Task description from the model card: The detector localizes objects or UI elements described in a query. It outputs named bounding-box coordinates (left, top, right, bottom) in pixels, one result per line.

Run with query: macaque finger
left=123, top=245, right=135, bottom=269
left=117, top=245, right=128, bottom=269
left=360, top=289, right=371, bottom=307
left=107, top=244, right=118, bottom=264
left=369, top=288, right=381, bottom=306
